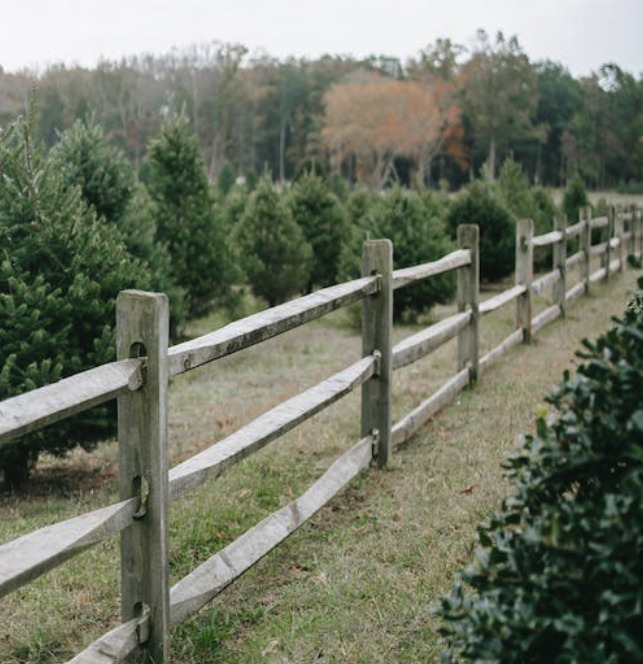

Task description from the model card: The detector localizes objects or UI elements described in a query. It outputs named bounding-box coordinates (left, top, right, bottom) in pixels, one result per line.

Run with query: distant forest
left=1, top=30, right=641, bottom=190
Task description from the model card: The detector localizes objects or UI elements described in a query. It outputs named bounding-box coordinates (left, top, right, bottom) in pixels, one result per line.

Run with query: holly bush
left=437, top=277, right=643, bottom=662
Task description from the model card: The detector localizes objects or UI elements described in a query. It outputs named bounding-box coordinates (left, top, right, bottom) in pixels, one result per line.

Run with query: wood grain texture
left=554, top=215, right=568, bottom=318
left=168, top=277, right=378, bottom=377
left=169, top=436, right=373, bottom=628
left=479, top=285, right=526, bottom=315
left=392, top=249, right=470, bottom=290
left=0, top=359, right=143, bottom=448
left=565, top=251, right=585, bottom=269
left=479, top=329, right=524, bottom=375
left=581, top=208, right=592, bottom=296
left=532, top=304, right=561, bottom=335
left=531, top=270, right=561, bottom=296
left=590, top=241, right=609, bottom=256
left=457, top=225, right=480, bottom=380
left=392, top=312, right=471, bottom=371
left=362, top=240, right=393, bottom=467
left=169, top=356, right=376, bottom=501
left=566, top=221, right=585, bottom=238
left=590, top=267, right=607, bottom=283
left=66, top=609, right=149, bottom=664
left=117, top=290, right=170, bottom=662
left=566, top=282, right=586, bottom=303
left=532, top=230, right=563, bottom=248
left=516, top=219, right=534, bottom=343
left=589, top=215, right=609, bottom=229
left=0, top=498, right=137, bottom=599
left=391, top=369, right=469, bottom=447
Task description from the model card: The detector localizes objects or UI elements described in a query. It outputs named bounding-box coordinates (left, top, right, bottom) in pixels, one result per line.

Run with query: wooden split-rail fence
left=0, top=206, right=641, bottom=662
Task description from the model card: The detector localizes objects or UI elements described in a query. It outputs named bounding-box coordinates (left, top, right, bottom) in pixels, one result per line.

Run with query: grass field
left=0, top=265, right=641, bottom=663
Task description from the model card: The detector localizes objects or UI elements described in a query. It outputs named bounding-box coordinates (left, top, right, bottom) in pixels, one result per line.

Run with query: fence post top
left=363, top=238, right=393, bottom=250
left=517, top=217, right=534, bottom=231
left=118, top=290, right=169, bottom=305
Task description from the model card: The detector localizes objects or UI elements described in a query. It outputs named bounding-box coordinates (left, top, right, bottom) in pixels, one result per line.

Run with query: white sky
left=1, top=0, right=642, bottom=77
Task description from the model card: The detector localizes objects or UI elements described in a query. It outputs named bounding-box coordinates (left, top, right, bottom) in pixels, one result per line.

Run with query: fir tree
left=0, top=117, right=151, bottom=488
left=234, top=176, right=312, bottom=307
left=286, top=173, right=348, bottom=291
left=146, top=116, right=233, bottom=318
left=52, top=120, right=187, bottom=335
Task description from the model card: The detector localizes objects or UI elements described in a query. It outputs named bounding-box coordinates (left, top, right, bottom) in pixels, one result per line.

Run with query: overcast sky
left=1, top=0, right=641, bottom=78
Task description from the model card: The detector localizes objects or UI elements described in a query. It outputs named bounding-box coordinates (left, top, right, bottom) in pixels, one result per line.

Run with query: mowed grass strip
left=0, top=267, right=640, bottom=663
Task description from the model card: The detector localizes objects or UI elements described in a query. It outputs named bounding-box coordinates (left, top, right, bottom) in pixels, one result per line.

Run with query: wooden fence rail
left=0, top=207, right=641, bottom=662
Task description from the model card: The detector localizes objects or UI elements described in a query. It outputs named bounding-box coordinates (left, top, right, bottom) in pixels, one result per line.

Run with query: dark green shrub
left=562, top=173, right=589, bottom=223
left=286, top=173, right=348, bottom=291
left=234, top=176, right=312, bottom=307
left=446, top=181, right=516, bottom=282
left=0, top=118, right=151, bottom=488
left=437, top=281, right=643, bottom=663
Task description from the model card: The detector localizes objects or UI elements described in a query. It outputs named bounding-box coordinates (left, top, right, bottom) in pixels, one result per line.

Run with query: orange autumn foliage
left=321, top=72, right=462, bottom=188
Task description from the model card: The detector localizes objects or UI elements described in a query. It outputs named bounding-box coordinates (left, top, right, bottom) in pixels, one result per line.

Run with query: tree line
left=1, top=30, right=642, bottom=191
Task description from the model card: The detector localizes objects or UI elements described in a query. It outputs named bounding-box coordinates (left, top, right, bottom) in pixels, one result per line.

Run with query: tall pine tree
left=146, top=116, right=233, bottom=318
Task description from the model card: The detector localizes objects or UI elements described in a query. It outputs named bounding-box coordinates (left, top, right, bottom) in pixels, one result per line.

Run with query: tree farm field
left=0, top=268, right=641, bottom=664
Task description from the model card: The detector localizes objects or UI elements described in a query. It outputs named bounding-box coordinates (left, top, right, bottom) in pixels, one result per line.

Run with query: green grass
left=0, top=267, right=641, bottom=663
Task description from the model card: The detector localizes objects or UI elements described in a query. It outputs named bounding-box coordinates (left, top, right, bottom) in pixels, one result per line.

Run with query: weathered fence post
left=362, top=239, right=393, bottom=468
left=633, top=205, right=642, bottom=262
left=516, top=218, right=534, bottom=343
left=117, top=290, right=170, bottom=663
left=553, top=215, right=568, bottom=318
left=580, top=207, right=592, bottom=295
left=604, top=207, right=613, bottom=281
left=613, top=206, right=624, bottom=274
left=457, top=225, right=480, bottom=383
left=632, top=206, right=643, bottom=259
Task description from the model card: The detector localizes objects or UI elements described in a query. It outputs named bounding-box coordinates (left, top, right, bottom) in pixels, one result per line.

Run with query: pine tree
left=368, top=186, right=456, bottom=321
left=234, top=176, right=312, bottom=307
left=146, top=116, right=233, bottom=318
left=52, top=120, right=187, bottom=333
left=0, top=117, right=152, bottom=488
left=286, top=173, right=348, bottom=291
left=52, top=119, right=133, bottom=223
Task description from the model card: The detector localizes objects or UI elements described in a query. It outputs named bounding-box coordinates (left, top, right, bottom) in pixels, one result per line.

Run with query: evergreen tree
left=562, top=173, right=589, bottom=223
left=286, top=173, right=348, bottom=291
left=0, top=117, right=151, bottom=488
left=369, top=186, right=455, bottom=320
left=147, top=116, right=233, bottom=318
left=217, top=162, right=237, bottom=197
left=446, top=181, right=516, bottom=282
left=339, top=187, right=455, bottom=321
left=52, top=120, right=187, bottom=334
left=52, top=119, right=133, bottom=223
left=234, top=175, right=312, bottom=307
